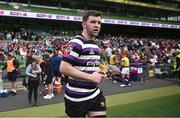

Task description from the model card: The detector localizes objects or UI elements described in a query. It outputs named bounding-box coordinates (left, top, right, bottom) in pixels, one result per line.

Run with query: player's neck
left=82, top=32, right=95, bottom=40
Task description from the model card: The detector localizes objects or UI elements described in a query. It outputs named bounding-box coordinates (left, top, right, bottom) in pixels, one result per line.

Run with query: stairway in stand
left=3, top=78, right=27, bottom=91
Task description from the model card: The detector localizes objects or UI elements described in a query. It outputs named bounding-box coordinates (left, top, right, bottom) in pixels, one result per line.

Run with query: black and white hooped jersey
left=62, top=35, right=101, bottom=102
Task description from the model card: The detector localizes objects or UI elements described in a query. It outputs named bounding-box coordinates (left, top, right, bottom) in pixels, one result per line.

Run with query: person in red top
left=63, top=45, right=71, bottom=56
left=169, top=40, right=174, bottom=50
left=161, top=40, right=166, bottom=51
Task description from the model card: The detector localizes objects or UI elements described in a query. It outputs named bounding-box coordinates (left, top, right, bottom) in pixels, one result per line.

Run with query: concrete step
left=3, top=80, right=27, bottom=91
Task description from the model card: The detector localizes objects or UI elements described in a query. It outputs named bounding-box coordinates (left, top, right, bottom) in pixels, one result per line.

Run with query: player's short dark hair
left=82, top=10, right=102, bottom=22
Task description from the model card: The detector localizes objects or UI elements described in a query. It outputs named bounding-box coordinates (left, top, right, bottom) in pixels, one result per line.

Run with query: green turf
left=108, top=93, right=180, bottom=117
left=0, top=103, right=66, bottom=117
left=106, top=85, right=180, bottom=107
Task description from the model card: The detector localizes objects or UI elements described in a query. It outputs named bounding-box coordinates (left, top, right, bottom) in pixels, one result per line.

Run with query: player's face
left=84, top=16, right=101, bottom=38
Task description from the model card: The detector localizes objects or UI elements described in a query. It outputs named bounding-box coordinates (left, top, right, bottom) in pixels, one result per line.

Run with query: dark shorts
left=54, top=71, right=61, bottom=77
left=45, top=77, right=53, bottom=85
left=64, top=91, right=106, bottom=117
left=28, top=79, right=39, bottom=91
left=28, top=77, right=40, bottom=86
left=8, top=71, right=17, bottom=82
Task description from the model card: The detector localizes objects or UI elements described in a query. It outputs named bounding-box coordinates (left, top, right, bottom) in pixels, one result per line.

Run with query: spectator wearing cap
left=2, top=53, right=19, bottom=95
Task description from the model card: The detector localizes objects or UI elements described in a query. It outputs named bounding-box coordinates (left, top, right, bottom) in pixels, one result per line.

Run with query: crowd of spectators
left=98, top=34, right=180, bottom=66
left=0, top=31, right=180, bottom=67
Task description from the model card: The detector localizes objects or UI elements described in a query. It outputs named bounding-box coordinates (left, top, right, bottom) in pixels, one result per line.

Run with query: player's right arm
left=60, top=60, right=106, bottom=84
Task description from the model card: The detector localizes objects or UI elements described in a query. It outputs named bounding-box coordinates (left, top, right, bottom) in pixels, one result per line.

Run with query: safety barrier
left=129, top=63, right=177, bottom=82
left=130, top=63, right=143, bottom=81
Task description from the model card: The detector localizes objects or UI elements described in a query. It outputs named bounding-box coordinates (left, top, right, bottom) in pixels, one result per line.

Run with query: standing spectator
left=105, top=45, right=112, bottom=64
left=109, top=50, right=120, bottom=83
left=25, top=58, right=41, bottom=106
left=100, top=46, right=108, bottom=63
left=2, top=53, right=19, bottom=95
left=43, top=54, right=54, bottom=99
left=26, top=50, right=33, bottom=67
left=6, top=32, right=12, bottom=40
left=60, top=10, right=107, bottom=117
left=37, top=56, right=46, bottom=95
left=174, top=51, right=180, bottom=82
left=51, top=49, right=63, bottom=85
left=37, top=56, right=46, bottom=82
left=120, top=54, right=131, bottom=87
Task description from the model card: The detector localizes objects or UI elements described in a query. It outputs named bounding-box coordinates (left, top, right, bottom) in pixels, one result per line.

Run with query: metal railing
left=141, top=63, right=179, bottom=82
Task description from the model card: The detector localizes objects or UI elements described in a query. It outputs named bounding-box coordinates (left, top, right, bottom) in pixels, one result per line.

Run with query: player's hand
left=89, top=71, right=107, bottom=84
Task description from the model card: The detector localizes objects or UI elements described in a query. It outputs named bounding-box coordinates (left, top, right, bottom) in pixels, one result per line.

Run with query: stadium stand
left=0, top=0, right=180, bottom=23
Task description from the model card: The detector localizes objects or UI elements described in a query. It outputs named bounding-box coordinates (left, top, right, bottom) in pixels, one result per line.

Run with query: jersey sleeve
left=62, top=38, right=83, bottom=65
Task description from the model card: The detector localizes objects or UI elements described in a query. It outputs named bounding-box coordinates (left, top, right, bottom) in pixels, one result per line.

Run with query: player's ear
left=82, top=22, right=86, bottom=29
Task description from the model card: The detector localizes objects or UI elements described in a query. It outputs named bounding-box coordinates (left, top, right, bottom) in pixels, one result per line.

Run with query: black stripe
left=72, top=47, right=81, bottom=54
left=68, top=79, right=97, bottom=86
left=68, top=82, right=97, bottom=89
